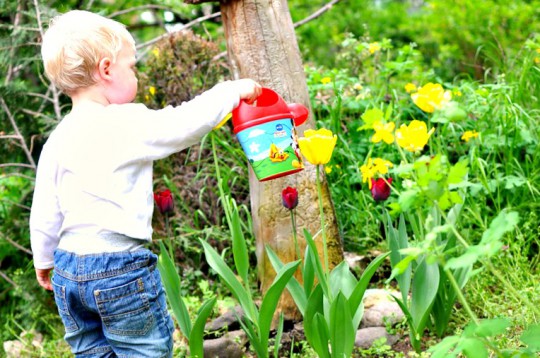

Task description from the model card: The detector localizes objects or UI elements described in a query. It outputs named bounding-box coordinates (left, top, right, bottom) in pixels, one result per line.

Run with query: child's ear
left=97, top=57, right=112, bottom=80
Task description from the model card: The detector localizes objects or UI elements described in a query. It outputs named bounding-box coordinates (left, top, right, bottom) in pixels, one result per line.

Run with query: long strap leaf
left=189, top=297, right=217, bottom=358
left=158, top=241, right=192, bottom=339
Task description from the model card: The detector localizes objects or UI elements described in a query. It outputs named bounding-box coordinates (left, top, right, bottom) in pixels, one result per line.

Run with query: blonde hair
left=41, top=10, right=135, bottom=95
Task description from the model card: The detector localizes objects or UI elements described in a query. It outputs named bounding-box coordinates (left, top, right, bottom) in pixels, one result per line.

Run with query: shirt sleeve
left=30, top=143, right=63, bottom=269
left=113, top=80, right=242, bottom=164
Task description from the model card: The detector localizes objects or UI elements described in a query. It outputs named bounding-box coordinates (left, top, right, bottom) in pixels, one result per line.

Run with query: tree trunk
left=220, top=0, right=343, bottom=321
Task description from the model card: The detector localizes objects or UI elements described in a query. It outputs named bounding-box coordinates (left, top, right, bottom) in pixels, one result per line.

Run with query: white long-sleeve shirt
left=30, top=81, right=241, bottom=269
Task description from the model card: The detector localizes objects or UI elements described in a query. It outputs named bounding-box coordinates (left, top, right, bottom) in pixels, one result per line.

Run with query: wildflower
left=395, top=120, right=435, bottom=153
left=281, top=187, right=299, bottom=210
left=154, top=189, right=174, bottom=214
left=453, top=89, right=462, bottom=97
left=298, top=128, right=337, bottom=165
left=411, top=83, right=452, bottom=113
left=372, top=158, right=393, bottom=174
left=461, top=130, right=479, bottom=142
left=354, top=83, right=363, bottom=91
left=325, top=164, right=341, bottom=174
left=371, top=120, right=395, bottom=144
left=152, top=47, right=160, bottom=58
left=405, top=83, right=417, bottom=93
left=368, top=42, right=381, bottom=54
left=360, top=159, right=377, bottom=189
left=371, top=177, right=393, bottom=202
left=321, top=77, right=332, bottom=85
left=149, top=86, right=156, bottom=96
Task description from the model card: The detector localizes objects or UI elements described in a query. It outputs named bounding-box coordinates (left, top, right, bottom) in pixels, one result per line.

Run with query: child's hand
left=36, top=268, right=53, bottom=291
left=235, top=79, right=262, bottom=104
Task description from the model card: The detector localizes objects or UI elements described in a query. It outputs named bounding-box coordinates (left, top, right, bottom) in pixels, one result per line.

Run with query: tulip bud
left=282, top=186, right=299, bottom=210
left=154, top=189, right=174, bottom=214
left=370, top=178, right=393, bottom=202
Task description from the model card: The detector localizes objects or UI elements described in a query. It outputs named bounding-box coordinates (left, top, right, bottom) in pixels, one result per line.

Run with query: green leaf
left=461, top=338, right=488, bottom=358
left=358, top=108, right=384, bottom=130
left=304, top=229, right=330, bottom=298
left=265, top=245, right=306, bottom=315
left=303, top=244, right=315, bottom=298
left=329, top=261, right=357, bottom=298
left=349, top=252, right=390, bottom=329
left=447, top=160, right=469, bottom=184
left=273, top=314, right=284, bottom=358
left=259, top=260, right=301, bottom=350
left=480, top=210, right=520, bottom=245
left=428, top=335, right=460, bottom=358
left=521, top=324, right=540, bottom=350
left=200, top=239, right=257, bottom=323
left=304, top=286, right=330, bottom=358
left=410, top=258, right=440, bottom=334
left=474, top=318, right=511, bottom=338
left=158, top=241, right=192, bottom=339
left=189, top=297, right=217, bottom=358
left=229, top=199, right=249, bottom=284
left=445, top=246, right=481, bottom=270
left=329, top=292, right=355, bottom=358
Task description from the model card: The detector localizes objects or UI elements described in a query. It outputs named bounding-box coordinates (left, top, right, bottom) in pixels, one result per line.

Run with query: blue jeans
left=52, top=249, right=174, bottom=357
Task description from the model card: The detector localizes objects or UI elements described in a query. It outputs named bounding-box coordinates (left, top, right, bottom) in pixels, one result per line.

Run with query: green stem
left=316, top=166, right=330, bottom=280
left=443, top=266, right=479, bottom=325
left=290, top=210, right=302, bottom=267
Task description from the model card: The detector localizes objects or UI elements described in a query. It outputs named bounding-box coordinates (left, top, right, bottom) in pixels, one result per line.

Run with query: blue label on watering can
left=236, top=118, right=304, bottom=181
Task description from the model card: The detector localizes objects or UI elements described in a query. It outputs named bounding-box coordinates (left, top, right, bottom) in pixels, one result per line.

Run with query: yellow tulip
left=371, top=120, right=395, bottom=144
left=411, top=83, right=452, bottom=113
left=298, top=128, right=337, bottom=165
left=395, top=120, right=435, bottom=153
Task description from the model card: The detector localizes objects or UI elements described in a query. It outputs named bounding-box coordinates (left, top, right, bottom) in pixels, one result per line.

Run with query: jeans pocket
left=51, top=278, right=79, bottom=333
left=94, top=277, right=154, bottom=336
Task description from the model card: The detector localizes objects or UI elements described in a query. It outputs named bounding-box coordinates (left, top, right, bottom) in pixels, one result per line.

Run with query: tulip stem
left=290, top=210, right=302, bottom=268
left=316, top=166, right=330, bottom=279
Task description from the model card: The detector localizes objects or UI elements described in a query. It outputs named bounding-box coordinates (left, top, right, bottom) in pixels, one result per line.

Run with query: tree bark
left=220, top=0, right=343, bottom=321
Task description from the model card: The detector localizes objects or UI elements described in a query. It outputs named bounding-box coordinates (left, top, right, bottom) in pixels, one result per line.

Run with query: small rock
left=206, top=305, right=245, bottom=332
left=362, top=301, right=404, bottom=328
left=203, top=330, right=246, bottom=358
left=3, top=340, right=24, bottom=358
left=355, top=327, right=399, bottom=349
left=363, top=288, right=401, bottom=308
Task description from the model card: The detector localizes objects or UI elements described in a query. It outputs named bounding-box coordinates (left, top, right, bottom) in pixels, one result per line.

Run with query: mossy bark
left=220, top=0, right=344, bottom=321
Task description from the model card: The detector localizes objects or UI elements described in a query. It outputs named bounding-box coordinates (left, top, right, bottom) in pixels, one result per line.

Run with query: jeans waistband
left=53, top=247, right=157, bottom=282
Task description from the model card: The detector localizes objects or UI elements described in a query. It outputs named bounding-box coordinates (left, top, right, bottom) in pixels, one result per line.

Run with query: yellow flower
left=360, top=160, right=376, bottom=189
left=368, top=42, right=381, bottom=54
left=149, top=86, right=156, bottom=96
left=405, top=83, right=417, bottom=93
left=461, top=130, right=479, bottom=142
left=411, top=83, right=452, bottom=113
left=371, top=120, right=395, bottom=144
left=360, top=158, right=393, bottom=189
left=372, top=158, right=393, bottom=174
left=325, top=164, right=341, bottom=174
left=354, top=83, right=363, bottom=91
left=395, top=120, right=435, bottom=153
left=453, top=89, right=462, bottom=97
left=321, top=77, right=332, bottom=85
left=298, top=128, right=337, bottom=165
left=152, top=48, right=160, bottom=58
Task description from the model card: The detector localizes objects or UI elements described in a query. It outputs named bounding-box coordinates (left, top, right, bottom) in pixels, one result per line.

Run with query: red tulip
left=282, top=186, right=299, bottom=210
left=371, top=178, right=393, bottom=202
left=154, top=189, right=174, bottom=214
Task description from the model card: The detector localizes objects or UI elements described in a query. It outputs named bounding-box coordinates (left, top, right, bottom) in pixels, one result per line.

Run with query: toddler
left=30, top=9, right=261, bottom=357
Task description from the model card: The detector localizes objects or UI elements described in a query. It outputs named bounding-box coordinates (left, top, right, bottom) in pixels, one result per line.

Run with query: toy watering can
left=232, top=87, right=309, bottom=181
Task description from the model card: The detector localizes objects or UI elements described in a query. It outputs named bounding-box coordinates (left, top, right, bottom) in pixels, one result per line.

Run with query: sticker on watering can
left=236, top=118, right=304, bottom=181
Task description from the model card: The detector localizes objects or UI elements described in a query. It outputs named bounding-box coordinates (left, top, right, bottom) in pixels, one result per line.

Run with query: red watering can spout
left=287, top=103, right=309, bottom=126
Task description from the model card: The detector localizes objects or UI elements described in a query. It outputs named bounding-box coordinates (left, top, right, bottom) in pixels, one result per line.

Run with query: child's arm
left=30, top=143, right=62, bottom=290
left=111, top=79, right=261, bottom=163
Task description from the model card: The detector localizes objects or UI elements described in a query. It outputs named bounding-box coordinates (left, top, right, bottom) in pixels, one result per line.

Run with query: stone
left=203, top=330, right=246, bottom=358
left=355, top=327, right=399, bottom=349
left=205, top=305, right=245, bottom=332
left=362, top=301, right=405, bottom=328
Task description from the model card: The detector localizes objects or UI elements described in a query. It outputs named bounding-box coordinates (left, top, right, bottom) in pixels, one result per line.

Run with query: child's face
left=106, top=42, right=137, bottom=104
